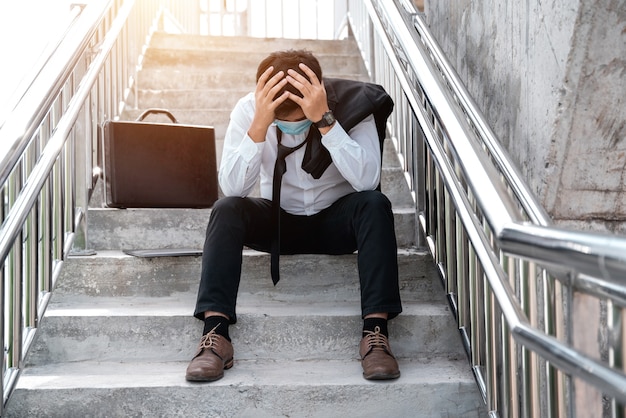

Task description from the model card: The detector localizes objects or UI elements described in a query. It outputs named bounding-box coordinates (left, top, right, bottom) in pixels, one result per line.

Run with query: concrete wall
left=423, top=2, right=626, bottom=417
left=425, top=0, right=626, bottom=234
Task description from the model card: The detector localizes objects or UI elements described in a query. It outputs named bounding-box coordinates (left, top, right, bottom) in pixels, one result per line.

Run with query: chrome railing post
left=351, top=0, right=626, bottom=415
left=69, top=95, right=91, bottom=254
left=7, top=169, right=23, bottom=373
left=23, top=141, right=38, bottom=331
left=0, top=0, right=183, bottom=405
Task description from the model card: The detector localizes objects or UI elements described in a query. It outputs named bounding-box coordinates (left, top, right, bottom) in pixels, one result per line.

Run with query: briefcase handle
left=136, top=108, right=179, bottom=124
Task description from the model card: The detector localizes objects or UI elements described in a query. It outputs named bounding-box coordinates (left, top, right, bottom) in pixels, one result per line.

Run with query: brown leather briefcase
left=102, top=108, right=218, bottom=208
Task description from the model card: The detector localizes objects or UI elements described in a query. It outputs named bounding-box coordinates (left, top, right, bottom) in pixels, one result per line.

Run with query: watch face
left=316, top=111, right=335, bottom=128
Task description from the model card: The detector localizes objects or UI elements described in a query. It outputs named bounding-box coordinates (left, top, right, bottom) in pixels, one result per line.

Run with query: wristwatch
left=315, top=110, right=336, bottom=128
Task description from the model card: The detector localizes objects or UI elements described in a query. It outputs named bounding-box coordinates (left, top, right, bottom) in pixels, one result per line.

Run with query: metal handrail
left=0, top=2, right=120, bottom=269
left=0, top=0, right=190, bottom=409
left=352, top=0, right=626, bottom=415
left=408, top=1, right=626, bottom=296
left=409, top=13, right=551, bottom=227
left=0, top=4, right=85, bottom=131
left=0, top=4, right=103, bottom=187
left=0, top=1, right=121, bottom=407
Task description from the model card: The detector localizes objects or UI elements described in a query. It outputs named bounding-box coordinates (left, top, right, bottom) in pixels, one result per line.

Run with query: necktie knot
left=277, top=143, right=293, bottom=159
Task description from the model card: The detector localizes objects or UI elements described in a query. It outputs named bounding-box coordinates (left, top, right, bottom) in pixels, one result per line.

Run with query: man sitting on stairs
left=186, top=49, right=403, bottom=382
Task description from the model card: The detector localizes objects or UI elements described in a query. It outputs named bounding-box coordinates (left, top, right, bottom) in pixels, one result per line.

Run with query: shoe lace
left=363, top=325, right=390, bottom=351
left=199, top=325, right=220, bottom=349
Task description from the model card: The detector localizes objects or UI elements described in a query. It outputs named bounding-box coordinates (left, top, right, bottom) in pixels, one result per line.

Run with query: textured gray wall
left=424, top=3, right=626, bottom=416
left=425, top=0, right=626, bottom=233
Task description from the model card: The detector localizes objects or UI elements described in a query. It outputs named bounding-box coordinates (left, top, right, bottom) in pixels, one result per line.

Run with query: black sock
left=363, top=317, right=388, bottom=338
left=203, top=315, right=231, bottom=342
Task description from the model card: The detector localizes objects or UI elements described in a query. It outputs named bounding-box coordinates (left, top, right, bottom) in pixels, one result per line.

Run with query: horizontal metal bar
left=373, top=0, right=525, bottom=233
left=0, top=4, right=83, bottom=131
left=513, top=324, right=626, bottom=404
left=500, top=222, right=626, bottom=284
left=0, top=1, right=113, bottom=187
left=0, top=0, right=135, bottom=269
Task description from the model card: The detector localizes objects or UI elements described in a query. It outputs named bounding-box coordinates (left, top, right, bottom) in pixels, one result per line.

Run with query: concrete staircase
left=5, top=34, right=486, bottom=417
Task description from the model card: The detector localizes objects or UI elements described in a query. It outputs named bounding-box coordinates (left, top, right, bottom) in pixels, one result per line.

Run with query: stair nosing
left=15, top=358, right=477, bottom=390
left=43, top=297, right=450, bottom=318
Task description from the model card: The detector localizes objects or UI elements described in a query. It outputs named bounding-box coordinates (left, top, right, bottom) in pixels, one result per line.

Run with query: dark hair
left=256, top=49, right=323, bottom=119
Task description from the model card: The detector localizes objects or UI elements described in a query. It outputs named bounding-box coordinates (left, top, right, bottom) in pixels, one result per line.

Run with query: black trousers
left=193, top=190, right=402, bottom=323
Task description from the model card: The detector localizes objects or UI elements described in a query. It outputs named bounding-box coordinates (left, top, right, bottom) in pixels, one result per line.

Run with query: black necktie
left=271, top=127, right=309, bottom=285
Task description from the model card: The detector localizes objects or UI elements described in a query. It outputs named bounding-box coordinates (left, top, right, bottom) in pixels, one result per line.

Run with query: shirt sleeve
left=320, top=114, right=381, bottom=191
left=218, top=94, right=265, bottom=197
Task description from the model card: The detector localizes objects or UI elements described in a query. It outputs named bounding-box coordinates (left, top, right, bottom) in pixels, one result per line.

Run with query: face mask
left=275, top=119, right=312, bottom=135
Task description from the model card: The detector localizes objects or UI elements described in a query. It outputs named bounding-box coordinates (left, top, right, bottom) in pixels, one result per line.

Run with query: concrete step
left=130, top=88, right=250, bottom=111
left=25, top=297, right=462, bottom=365
left=54, top=250, right=439, bottom=302
left=88, top=133, right=416, bottom=250
left=132, top=67, right=370, bottom=91
left=149, top=32, right=364, bottom=55
left=6, top=360, right=485, bottom=418
left=143, top=48, right=368, bottom=75
left=85, top=205, right=416, bottom=250
left=90, top=170, right=410, bottom=208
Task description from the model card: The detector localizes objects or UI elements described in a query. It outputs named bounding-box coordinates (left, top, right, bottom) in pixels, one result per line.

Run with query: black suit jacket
left=300, top=78, right=394, bottom=180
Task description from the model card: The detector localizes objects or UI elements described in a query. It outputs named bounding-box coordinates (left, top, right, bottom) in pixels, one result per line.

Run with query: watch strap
left=315, top=110, right=335, bottom=128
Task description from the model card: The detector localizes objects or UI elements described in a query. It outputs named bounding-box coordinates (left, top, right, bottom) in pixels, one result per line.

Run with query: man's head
left=256, top=49, right=323, bottom=120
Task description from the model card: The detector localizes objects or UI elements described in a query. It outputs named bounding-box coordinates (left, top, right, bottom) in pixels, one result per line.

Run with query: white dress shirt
left=219, top=92, right=381, bottom=216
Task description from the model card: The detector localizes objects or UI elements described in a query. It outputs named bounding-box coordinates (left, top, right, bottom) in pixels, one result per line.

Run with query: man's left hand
left=286, top=64, right=329, bottom=123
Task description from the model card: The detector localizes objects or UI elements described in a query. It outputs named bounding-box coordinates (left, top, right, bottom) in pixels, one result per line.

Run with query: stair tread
left=83, top=207, right=417, bottom=250
left=9, top=360, right=486, bottom=417
left=149, top=32, right=360, bottom=52
left=16, top=358, right=475, bottom=389
left=86, top=205, right=416, bottom=213
left=53, top=248, right=440, bottom=303
left=30, top=299, right=463, bottom=365
left=71, top=247, right=420, bottom=258
left=45, top=295, right=449, bottom=317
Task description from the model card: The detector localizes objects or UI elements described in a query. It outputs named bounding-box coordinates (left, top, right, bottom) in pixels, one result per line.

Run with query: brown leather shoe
left=359, top=326, right=400, bottom=380
left=185, top=326, right=234, bottom=382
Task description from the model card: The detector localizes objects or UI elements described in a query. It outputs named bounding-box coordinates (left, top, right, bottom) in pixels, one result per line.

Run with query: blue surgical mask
left=275, top=119, right=312, bottom=135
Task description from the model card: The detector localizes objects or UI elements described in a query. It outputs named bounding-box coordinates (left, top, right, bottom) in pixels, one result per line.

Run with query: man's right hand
left=248, top=66, right=289, bottom=143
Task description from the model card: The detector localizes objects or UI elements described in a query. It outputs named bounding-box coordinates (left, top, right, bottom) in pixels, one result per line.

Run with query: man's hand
left=248, top=66, right=289, bottom=143
left=286, top=64, right=330, bottom=125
